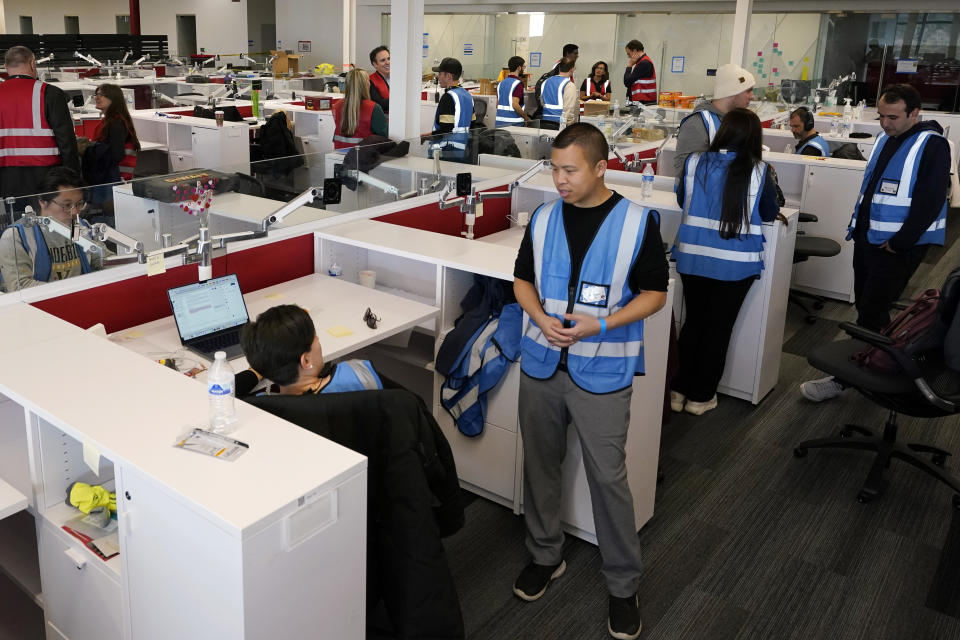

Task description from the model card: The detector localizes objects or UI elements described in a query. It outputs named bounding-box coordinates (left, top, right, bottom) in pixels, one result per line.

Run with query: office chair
left=794, top=267, right=960, bottom=507
left=790, top=212, right=841, bottom=324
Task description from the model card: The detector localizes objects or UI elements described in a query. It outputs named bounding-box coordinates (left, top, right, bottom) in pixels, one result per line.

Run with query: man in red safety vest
left=0, top=46, right=79, bottom=206
left=368, top=45, right=390, bottom=115
left=623, top=40, right=657, bottom=105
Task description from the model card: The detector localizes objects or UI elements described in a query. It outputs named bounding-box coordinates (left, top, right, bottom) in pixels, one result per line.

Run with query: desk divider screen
left=373, top=187, right=512, bottom=240
left=31, top=233, right=314, bottom=333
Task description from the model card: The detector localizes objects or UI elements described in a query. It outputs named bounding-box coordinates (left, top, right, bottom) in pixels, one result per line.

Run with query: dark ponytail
left=707, top=108, right=763, bottom=239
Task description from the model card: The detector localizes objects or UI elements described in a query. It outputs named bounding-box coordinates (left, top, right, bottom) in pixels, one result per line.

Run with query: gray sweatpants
left=519, top=370, right=643, bottom=597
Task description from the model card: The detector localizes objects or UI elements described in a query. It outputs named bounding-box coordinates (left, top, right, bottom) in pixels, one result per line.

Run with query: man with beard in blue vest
left=801, top=84, right=950, bottom=402
left=511, top=123, right=668, bottom=640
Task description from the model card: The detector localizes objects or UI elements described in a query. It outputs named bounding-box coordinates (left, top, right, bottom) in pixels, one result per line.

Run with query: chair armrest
left=798, top=212, right=818, bottom=223
left=914, top=379, right=957, bottom=412
left=840, top=322, right=893, bottom=346
left=891, top=300, right=911, bottom=311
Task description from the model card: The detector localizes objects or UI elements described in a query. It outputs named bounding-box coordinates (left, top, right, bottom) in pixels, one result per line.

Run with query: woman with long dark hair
left=90, top=83, right=140, bottom=181
left=669, top=108, right=781, bottom=415
left=579, top=61, right=611, bottom=101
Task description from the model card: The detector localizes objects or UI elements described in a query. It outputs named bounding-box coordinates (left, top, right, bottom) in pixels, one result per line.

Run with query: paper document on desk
left=327, top=326, right=354, bottom=337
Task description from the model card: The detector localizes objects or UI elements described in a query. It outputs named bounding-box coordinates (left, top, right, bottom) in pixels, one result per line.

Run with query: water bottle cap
left=214, top=351, right=226, bottom=360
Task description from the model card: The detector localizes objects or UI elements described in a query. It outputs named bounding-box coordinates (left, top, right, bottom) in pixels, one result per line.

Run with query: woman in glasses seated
left=0, top=167, right=108, bottom=292
left=235, top=304, right=385, bottom=397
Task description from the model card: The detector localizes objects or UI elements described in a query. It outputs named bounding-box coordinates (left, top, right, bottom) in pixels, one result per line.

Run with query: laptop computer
left=167, top=274, right=250, bottom=360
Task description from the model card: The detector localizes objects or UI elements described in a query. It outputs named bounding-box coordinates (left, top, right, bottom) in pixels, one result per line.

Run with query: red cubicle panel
left=373, top=187, right=513, bottom=240
left=31, top=234, right=314, bottom=334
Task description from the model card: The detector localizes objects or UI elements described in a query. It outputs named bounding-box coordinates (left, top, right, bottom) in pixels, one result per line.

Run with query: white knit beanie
left=714, top=64, right=756, bottom=99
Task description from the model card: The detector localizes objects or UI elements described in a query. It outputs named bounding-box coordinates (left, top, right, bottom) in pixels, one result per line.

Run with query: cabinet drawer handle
left=64, top=547, right=87, bottom=571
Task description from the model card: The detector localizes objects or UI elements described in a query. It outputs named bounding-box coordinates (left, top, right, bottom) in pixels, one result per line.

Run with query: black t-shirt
left=513, top=191, right=669, bottom=294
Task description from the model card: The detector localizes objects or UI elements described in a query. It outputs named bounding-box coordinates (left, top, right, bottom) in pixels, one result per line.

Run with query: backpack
left=531, top=69, right=557, bottom=119
left=831, top=143, right=866, bottom=161
left=851, top=289, right=941, bottom=373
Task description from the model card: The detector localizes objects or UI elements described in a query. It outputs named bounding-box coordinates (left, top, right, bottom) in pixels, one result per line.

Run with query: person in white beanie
left=673, top=63, right=756, bottom=174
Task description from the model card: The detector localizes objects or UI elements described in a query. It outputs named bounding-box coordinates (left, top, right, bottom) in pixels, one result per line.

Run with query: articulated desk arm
left=75, top=51, right=103, bottom=67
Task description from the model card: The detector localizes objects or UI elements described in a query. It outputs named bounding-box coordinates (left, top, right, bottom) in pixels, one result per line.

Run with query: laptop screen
left=168, top=274, right=249, bottom=342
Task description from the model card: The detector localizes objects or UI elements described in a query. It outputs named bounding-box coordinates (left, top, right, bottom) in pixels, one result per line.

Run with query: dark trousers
left=672, top=273, right=754, bottom=402
left=852, top=240, right=928, bottom=331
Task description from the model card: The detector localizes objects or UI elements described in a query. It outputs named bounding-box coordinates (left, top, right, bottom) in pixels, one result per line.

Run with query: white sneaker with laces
left=800, top=376, right=844, bottom=402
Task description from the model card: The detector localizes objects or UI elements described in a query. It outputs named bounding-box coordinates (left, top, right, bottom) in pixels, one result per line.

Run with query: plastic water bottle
left=783, top=143, right=794, bottom=154
left=611, top=99, right=620, bottom=115
left=641, top=163, right=654, bottom=199
left=208, top=352, right=237, bottom=434
left=328, top=256, right=342, bottom=277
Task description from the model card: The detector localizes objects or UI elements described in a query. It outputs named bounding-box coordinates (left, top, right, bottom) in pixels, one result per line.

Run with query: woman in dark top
left=579, top=61, right=611, bottom=101
left=670, top=108, right=782, bottom=415
left=84, top=83, right=141, bottom=217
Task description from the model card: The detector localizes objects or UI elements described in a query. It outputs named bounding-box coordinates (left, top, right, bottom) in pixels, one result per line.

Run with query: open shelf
left=39, top=502, right=122, bottom=578
left=0, top=510, right=42, bottom=606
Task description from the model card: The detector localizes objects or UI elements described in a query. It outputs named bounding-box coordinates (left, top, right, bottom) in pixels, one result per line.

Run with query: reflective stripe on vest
left=541, top=76, right=571, bottom=122
left=847, top=129, right=947, bottom=246
left=119, top=143, right=137, bottom=180
left=321, top=359, right=383, bottom=394
left=433, top=87, right=473, bottom=158
left=332, top=100, right=375, bottom=149
left=797, top=135, right=829, bottom=156
left=671, top=152, right=766, bottom=280
left=679, top=110, right=722, bottom=148
left=495, top=77, right=524, bottom=127
left=629, top=55, right=657, bottom=102
left=586, top=78, right=610, bottom=95
left=0, top=79, right=60, bottom=167
left=521, top=198, right=650, bottom=393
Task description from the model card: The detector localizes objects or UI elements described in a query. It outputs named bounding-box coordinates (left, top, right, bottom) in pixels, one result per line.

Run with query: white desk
left=131, top=110, right=251, bottom=174
left=0, top=303, right=367, bottom=639
left=112, top=273, right=441, bottom=375
left=0, top=477, right=27, bottom=521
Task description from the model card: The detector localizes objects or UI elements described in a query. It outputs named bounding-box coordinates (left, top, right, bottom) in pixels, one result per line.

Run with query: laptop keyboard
left=193, top=330, right=241, bottom=354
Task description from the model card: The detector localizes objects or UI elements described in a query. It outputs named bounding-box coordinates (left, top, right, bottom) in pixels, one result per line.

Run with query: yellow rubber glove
left=67, top=482, right=117, bottom=514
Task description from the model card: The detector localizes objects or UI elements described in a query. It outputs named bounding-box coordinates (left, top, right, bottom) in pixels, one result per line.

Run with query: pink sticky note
left=773, top=42, right=779, bottom=47
left=773, top=67, right=778, bottom=72
left=757, top=51, right=762, bottom=56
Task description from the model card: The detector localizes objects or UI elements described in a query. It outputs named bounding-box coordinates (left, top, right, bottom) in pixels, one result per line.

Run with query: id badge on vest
left=879, top=179, right=899, bottom=196
left=577, top=281, right=610, bottom=307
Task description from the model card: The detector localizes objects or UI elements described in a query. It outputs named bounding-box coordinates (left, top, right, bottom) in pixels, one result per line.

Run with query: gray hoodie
left=0, top=224, right=105, bottom=292
left=673, top=101, right=726, bottom=175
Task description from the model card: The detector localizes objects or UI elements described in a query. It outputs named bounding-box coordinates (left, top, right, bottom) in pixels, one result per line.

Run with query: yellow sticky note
left=146, top=253, right=166, bottom=276
left=82, top=441, right=101, bottom=474
left=119, top=330, right=144, bottom=340
left=475, top=201, right=484, bottom=218
left=327, top=326, right=354, bottom=337
left=266, top=293, right=284, bottom=300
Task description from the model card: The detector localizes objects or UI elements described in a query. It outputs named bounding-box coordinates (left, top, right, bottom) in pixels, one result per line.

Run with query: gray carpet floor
left=441, top=214, right=960, bottom=640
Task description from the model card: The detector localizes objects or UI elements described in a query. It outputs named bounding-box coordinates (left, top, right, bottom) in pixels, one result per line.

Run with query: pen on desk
left=197, top=429, right=250, bottom=449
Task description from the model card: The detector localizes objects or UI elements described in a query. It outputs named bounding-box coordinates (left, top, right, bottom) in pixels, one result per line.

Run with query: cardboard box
left=270, top=50, right=302, bottom=77
left=581, top=101, right=611, bottom=116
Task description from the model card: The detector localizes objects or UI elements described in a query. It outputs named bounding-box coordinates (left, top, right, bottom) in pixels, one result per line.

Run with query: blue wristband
left=598, top=318, right=607, bottom=337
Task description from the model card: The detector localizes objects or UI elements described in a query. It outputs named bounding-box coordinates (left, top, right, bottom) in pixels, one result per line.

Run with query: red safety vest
left=370, top=71, right=389, bottom=102
left=95, top=116, right=138, bottom=181
left=332, top=100, right=376, bottom=149
left=0, top=78, right=61, bottom=168
left=585, top=78, right=610, bottom=96
left=629, top=54, right=657, bottom=103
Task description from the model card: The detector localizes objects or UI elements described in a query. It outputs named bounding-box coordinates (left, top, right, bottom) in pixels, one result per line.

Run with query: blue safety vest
left=495, top=77, right=524, bottom=127
left=797, top=134, right=829, bottom=156
left=432, top=86, right=473, bottom=160
left=13, top=223, right=91, bottom=282
left=540, top=76, right=571, bottom=123
left=679, top=109, right=723, bottom=146
left=671, top=151, right=766, bottom=281
left=321, top=359, right=383, bottom=394
left=441, top=303, right=521, bottom=436
left=521, top=198, right=651, bottom=393
left=847, top=129, right=947, bottom=246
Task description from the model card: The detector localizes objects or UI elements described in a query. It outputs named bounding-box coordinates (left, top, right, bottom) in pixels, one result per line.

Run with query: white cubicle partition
left=131, top=111, right=251, bottom=174
left=0, top=304, right=366, bottom=640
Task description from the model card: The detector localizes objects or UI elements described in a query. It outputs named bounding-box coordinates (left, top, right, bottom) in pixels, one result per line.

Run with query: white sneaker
left=670, top=391, right=686, bottom=412
left=684, top=395, right=717, bottom=415
left=800, top=376, right=844, bottom=402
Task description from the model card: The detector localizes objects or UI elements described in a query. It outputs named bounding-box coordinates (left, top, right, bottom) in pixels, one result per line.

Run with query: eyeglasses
left=363, top=307, right=380, bottom=329
left=52, top=199, right=86, bottom=212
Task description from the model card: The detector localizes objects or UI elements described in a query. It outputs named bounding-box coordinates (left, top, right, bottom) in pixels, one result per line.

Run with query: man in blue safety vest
left=801, top=84, right=951, bottom=402
left=789, top=107, right=830, bottom=157
left=495, top=56, right=531, bottom=128
left=511, top=123, right=668, bottom=640
left=428, top=57, right=475, bottom=162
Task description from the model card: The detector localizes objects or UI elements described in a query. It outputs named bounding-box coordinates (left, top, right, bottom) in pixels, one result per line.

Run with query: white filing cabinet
left=0, top=304, right=367, bottom=640
left=131, top=112, right=251, bottom=175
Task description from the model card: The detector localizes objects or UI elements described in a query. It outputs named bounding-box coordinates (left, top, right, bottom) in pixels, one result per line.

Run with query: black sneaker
left=608, top=592, right=642, bottom=639
left=512, top=560, right=566, bottom=601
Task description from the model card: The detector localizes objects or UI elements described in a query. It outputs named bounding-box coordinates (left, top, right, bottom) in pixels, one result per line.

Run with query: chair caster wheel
left=954, top=495, right=960, bottom=510
left=857, top=491, right=873, bottom=504
left=933, top=454, right=946, bottom=467
left=793, top=447, right=807, bottom=458
left=805, top=316, right=817, bottom=325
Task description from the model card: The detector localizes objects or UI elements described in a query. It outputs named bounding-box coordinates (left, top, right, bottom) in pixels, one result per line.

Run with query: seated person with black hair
left=236, top=304, right=384, bottom=397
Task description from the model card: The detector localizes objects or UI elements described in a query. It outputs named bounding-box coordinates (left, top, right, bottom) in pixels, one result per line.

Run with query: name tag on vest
left=879, top=179, right=899, bottom=195
left=578, top=281, right=610, bottom=307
